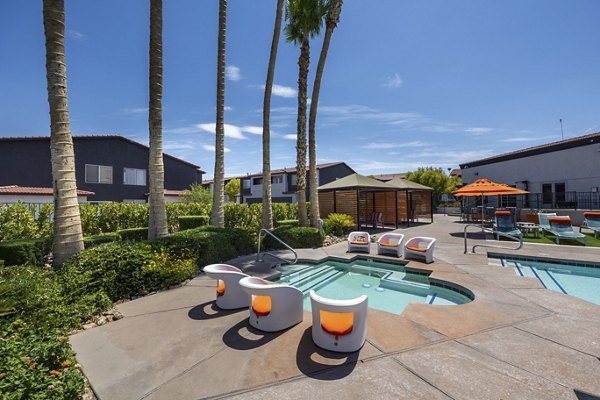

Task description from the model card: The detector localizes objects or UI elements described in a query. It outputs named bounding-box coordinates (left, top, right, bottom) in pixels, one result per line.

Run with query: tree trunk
left=211, top=0, right=227, bottom=228
left=148, top=0, right=168, bottom=240
left=308, top=0, right=343, bottom=228
left=296, top=38, right=310, bottom=227
left=261, top=0, right=285, bottom=231
left=43, top=0, right=84, bottom=267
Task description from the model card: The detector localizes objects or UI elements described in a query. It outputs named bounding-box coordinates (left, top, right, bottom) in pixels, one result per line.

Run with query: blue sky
left=1, top=1, right=600, bottom=179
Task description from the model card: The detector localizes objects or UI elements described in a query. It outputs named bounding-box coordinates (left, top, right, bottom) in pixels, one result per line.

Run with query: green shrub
left=275, top=219, right=299, bottom=228
left=118, top=227, right=148, bottom=242
left=83, top=233, right=121, bottom=248
left=263, top=226, right=323, bottom=250
left=0, top=238, right=51, bottom=267
left=166, top=202, right=211, bottom=232
left=64, top=241, right=195, bottom=301
left=0, top=202, right=39, bottom=240
left=178, top=215, right=209, bottom=231
left=324, top=213, right=355, bottom=236
left=157, top=226, right=254, bottom=269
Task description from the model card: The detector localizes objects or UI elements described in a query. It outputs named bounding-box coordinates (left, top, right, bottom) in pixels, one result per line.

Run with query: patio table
left=516, top=222, right=540, bottom=238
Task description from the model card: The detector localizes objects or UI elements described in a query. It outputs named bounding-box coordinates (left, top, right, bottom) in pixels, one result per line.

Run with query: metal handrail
left=463, top=224, right=523, bottom=254
left=256, top=228, right=298, bottom=265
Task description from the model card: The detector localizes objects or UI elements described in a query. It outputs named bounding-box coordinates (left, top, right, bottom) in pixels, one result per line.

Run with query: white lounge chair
left=347, top=231, right=371, bottom=253
left=580, top=212, right=600, bottom=239
left=376, top=233, right=405, bottom=257
left=203, top=264, right=250, bottom=310
left=238, top=276, right=304, bottom=332
left=547, top=216, right=588, bottom=246
left=404, top=237, right=436, bottom=264
left=537, top=212, right=557, bottom=236
left=309, top=290, right=368, bottom=353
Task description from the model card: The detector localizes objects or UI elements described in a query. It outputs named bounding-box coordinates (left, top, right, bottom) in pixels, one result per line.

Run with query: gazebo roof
left=385, top=177, right=434, bottom=191
left=318, top=173, right=396, bottom=191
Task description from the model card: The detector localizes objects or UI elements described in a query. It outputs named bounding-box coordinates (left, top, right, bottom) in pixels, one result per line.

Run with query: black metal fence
left=461, top=192, right=600, bottom=211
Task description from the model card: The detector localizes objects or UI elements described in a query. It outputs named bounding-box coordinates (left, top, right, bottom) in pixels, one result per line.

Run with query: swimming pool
left=489, top=256, right=600, bottom=306
left=274, top=258, right=472, bottom=315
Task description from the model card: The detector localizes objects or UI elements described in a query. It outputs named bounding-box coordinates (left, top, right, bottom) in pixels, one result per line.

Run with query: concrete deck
left=71, top=215, right=600, bottom=399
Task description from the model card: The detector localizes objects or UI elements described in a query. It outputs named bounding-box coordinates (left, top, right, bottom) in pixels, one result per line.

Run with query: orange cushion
left=549, top=217, right=570, bottom=224
left=351, top=241, right=368, bottom=245
left=320, top=310, right=353, bottom=337
left=216, top=280, right=225, bottom=296
left=406, top=245, right=427, bottom=252
left=584, top=212, right=600, bottom=218
left=252, top=296, right=271, bottom=316
left=380, top=242, right=398, bottom=247
left=495, top=211, right=511, bottom=215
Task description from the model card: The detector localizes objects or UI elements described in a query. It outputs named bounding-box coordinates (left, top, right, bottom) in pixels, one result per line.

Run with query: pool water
left=489, top=257, right=600, bottom=306
left=274, top=258, right=472, bottom=315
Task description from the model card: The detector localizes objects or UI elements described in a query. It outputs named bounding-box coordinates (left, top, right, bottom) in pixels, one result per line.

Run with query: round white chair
left=404, top=237, right=436, bottom=264
left=203, top=264, right=250, bottom=310
left=376, top=233, right=405, bottom=257
left=347, top=231, right=371, bottom=253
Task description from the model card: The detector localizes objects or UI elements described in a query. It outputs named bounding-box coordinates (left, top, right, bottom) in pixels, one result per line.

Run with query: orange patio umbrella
left=452, top=178, right=529, bottom=230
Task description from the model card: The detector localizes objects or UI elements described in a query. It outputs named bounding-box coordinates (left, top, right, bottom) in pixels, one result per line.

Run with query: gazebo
left=318, top=173, right=434, bottom=229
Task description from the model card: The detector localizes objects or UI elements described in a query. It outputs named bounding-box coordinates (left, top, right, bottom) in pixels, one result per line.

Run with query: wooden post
left=394, top=190, right=398, bottom=229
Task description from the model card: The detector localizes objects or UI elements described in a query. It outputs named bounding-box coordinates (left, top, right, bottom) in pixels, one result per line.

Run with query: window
left=85, top=164, right=113, bottom=184
left=252, top=177, right=263, bottom=185
left=242, top=179, right=251, bottom=189
left=554, top=182, right=566, bottom=204
left=542, top=184, right=553, bottom=205
left=271, top=175, right=283, bottom=184
left=123, top=168, right=147, bottom=186
left=290, top=174, right=297, bottom=185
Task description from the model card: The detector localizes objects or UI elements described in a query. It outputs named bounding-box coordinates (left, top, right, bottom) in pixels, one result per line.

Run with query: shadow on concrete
left=295, top=327, right=358, bottom=380
left=188, top=301, right=245, bottom=320
left=222, top=318, right=287, bottom=350
left=449, top=231, right=488, bottom=239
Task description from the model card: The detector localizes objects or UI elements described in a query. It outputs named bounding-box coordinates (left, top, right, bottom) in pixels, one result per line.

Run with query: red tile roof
left=0, top=185, right=94, bottom=196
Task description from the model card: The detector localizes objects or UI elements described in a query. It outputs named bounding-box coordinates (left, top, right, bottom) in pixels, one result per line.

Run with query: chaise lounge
left=547, top=216, right=588, bottom=246
left=493, top=210, right=522, bottom=240
left=580, top=212, right=600, bottom=239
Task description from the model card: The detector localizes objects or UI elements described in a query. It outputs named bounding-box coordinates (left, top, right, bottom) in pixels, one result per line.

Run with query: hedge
left=117, top=227, right=149, bottom=241
left=83, top=233, right=121, bottom=248
left=156, top=226, right=254, bottom=269
left=263, top=226, right=323, bottom=250
left=0, top=237, right=51, bottom=267
left=178, top=215, right=209, bottom=231
left=275, top=219, right=299, bottom=228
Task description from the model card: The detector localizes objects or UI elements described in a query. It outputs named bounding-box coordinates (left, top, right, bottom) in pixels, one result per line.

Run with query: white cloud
left=203, top=144, right=231, bottom=153
left=225, top=65, right=241, bottom=81
left=364, top=141, right=427, bottom=150
left=67, top=29, right=86, bottom=40
left=196, top=123, right=263, bottom=140
left=271, top=84, right=297, bottom=98
left=283, top=134, right=297, bottom=140
left=382, top=73, right=403, bottom=89
left=123, top=107, right=148, bottom=115
left=163, top=143, right=195, bottom=151
left=241, top=126, right=263, bottom=135
left=224, top=106, right=233, bottom=111
left=502, top=134, right=557, bottom=143
left=465, top=127, right=493, bottom=135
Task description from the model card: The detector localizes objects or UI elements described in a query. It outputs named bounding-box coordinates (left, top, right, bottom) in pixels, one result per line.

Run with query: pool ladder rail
left=256, top=228, right=298, bottom=265
left=463, top=224, right=523, bottom=254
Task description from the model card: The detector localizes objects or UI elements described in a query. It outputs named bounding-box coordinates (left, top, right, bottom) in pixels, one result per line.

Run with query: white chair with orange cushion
left=404, top=237, right=436, bottom=264
left=203, top=264, right=250, bottom=310
left=309, top=290, right=368, bottom=353
left=347, top=231, right=371, bottom=253
left=376, top=233, right=405, bottom=257
left=238, top=276, right=304, bottom=332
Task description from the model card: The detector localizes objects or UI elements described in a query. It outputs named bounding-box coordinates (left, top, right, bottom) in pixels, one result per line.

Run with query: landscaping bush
left=117, top=227, right=148, bottom=242
left=275, top=219, right=299, bottom=228
left=324, top=213, right=355, bottom=236
left=0, top=202, right=40, bottom=241
left=178, top=215, right=209, bottom=231
left=64, top=241, right=196, bottom=301
left=0, top=238, right=51, bottom=267
left=83, top=233, right=121, bottom=248
left=157, top=226, right=254, bottom=269
left=263, top=226, right=323, bottom=250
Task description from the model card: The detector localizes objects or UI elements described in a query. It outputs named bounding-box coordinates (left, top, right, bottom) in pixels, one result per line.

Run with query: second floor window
left=85, top=164, right=113, bottom=184
left=290, top=174, right=297, bottom=185
left=271, top=175, right=283, bottom=184
left=124, top=168, right=147, bottom=186
left=242, top=179, right=251, bottom=189
left=252, top=177, right=263, bottom=185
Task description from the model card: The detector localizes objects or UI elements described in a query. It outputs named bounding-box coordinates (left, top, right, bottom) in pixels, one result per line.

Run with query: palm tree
left=210, top=0, right=227, bottom=228
left=43, top=0, right=84, bottom=267
left=308, top=0, right=343, bottom=228
left=284, top=0, right=328, bottom=227
left=261, top=0, right=285, bottom=230
left=148, top=0, right=168, bottom=240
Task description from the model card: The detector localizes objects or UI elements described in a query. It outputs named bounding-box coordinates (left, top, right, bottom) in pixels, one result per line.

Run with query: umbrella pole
left=481, top=193, right=485, bottom=232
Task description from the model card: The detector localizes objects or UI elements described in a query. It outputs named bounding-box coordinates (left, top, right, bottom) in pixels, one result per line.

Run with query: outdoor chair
left=493, top=211, right=522, bottom=241
left=347, top=231, right=371, bottom=253
left=203, top=264, right=250, bottom=310
left=404, top=237, right=436, bottom=264
left=376, top=233, right=405, bottom=257
left=537, top=212, right=557, bottom=236
left=547, top=216, right=588, bottom=246
left=238, top=276, right=303, bottom=332
left=580, top=212, right=600, bottom=239
left=309, top=290, right=368, bottom=353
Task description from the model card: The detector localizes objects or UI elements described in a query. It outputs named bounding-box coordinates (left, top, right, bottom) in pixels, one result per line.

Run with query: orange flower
left=16, top=327, right=24, bottom=332
left=58, top=336, right=68, bottom=342
left=29, top=364, right=36, bottom=369
left=61, top=360, right=72, bottom=367
left=22, top=357, right=32, bottom=363
left=49, top=370, right=60, bottom=376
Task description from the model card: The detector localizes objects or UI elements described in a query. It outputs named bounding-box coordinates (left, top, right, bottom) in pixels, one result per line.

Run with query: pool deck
left=71, top=215, right=600, bottom=399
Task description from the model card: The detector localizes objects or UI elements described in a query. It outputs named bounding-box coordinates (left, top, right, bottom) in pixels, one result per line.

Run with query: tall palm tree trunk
left=261, top=0, right=285, bottom=231
left=43, top=0, right=84, bottom=267
left=211, top=0, right=227, bottom=228
left=148, top=0, right=168, bottom=240
left=308, top=0, right=343, bottom=228
left=296, top=38, right=310, bottom=227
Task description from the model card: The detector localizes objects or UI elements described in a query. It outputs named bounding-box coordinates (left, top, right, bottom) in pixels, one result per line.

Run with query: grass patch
left=518, top=231, right=600, bottom=247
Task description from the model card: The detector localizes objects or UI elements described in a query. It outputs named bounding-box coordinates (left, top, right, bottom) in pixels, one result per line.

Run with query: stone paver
left=71, top=215, right=600, bottom=399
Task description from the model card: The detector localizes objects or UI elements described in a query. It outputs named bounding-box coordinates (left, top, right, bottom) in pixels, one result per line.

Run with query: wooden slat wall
left=412, top=191, right=432, bottom=220
left=318, top=192, right=334, bottom=218
left=335, top=190, right=358, bottom=227
left=373, top=192, right=395, bottom=225
left=397, top=191, right=408, bottom=223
